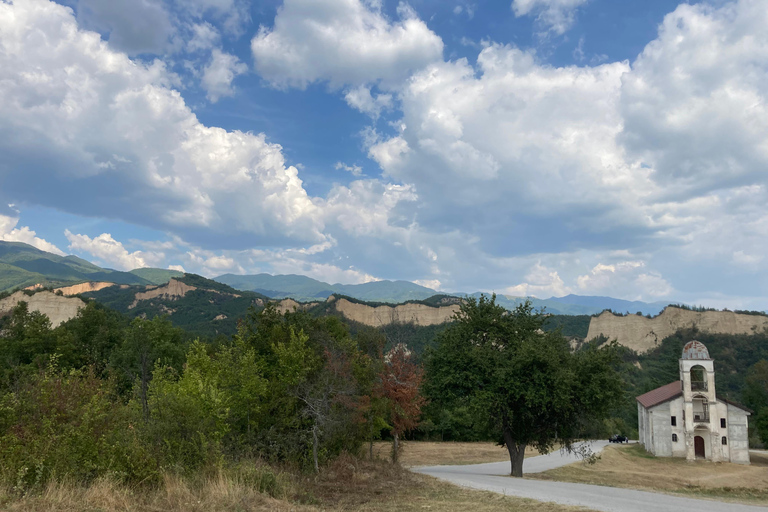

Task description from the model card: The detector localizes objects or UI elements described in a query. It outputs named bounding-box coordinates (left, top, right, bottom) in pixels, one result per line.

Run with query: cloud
left=0, top=0, right=324, bottom=249
left=65, top=230, right=155, bottom=270
left=251, top=0, right=444, bottom=89
left=344, top=85, right=393, bottom=118
left=202, top=48, right=248, bottom=102
left=576, top=261, right=673, bottom=299
left=168, top=264, right=186, bottom=272
left=414, top=279, right=441, bottom=290
left=334, top=162, right=364, bottom=177
left=186, top=22, right=220, bottom=52
left=367, top=44, right=639, bottom=254
left=511, top=0, right=589, bottom=35
left=0, top=214, right=65, bottom=256
left=503, top=262, right=571, bottom=298
left=620, top=0, right=768, bottom=199
left=75, top=0, right=175, bottom=55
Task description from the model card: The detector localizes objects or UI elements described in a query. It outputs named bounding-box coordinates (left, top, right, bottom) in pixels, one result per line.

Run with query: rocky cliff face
left=0, top=291, right=86, bottom=327
left=128, top=278, right=241, bottom=309
left=274, top=297, right=460, bottom=327
left=332, top=298, right=459, bottom=327
left=55, top=282, right=118, bottom=295
left=586, top=307, right=768, bottom=353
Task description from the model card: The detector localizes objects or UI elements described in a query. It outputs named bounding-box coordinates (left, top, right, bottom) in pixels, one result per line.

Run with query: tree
left=111, top=316, right=186, bottom=420
left=426, top=295, right=624, bottom=477
left=379, top=343, right=426, bottom=463
left=743, top=360, right=768, bottom=445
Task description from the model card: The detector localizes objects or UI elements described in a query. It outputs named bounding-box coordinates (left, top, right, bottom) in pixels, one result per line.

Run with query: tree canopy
left=425, top=295, right=624, bottom=476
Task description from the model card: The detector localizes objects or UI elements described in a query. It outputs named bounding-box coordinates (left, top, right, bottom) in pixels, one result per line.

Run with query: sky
left=1, top=0, right=768, bottom=309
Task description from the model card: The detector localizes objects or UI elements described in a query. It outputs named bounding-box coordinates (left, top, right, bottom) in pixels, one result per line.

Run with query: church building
left=636, top=340, right=751, bottom=463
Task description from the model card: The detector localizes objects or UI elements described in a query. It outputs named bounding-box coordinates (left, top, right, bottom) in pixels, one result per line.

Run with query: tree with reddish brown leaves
left=379, top=343, right=426, bottom=463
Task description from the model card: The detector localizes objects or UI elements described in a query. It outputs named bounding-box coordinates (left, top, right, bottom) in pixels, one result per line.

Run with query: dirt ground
left=532, top=444, right=768, bottom=504
left=371, top=440, right=551, bottom=467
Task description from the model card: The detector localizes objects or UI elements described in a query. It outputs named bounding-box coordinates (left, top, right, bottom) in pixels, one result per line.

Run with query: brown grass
left=371, top=440, right=553, bottom=467
left=0, top=456, right=596, bottom=512
left=532, top=444, right=768, bottom=505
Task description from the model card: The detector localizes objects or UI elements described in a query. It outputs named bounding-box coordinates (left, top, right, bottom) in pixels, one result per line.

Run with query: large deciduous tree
left=426, top=295, right=623, bottom=477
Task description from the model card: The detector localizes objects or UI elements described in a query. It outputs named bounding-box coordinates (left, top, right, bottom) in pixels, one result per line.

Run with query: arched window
left=722, top=436, right=727, bottom=445
left=692, top=395, right=709, bottom=423
left=690, top=365, right=708, bottom=391
left=672, top=434, right=678, bottom=442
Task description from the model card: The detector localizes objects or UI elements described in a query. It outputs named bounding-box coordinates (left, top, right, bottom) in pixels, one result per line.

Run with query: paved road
left=414, top=441, right=768, bottom=512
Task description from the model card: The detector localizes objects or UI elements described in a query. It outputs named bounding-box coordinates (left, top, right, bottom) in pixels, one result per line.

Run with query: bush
left=0, top=363, right=155, bottom=492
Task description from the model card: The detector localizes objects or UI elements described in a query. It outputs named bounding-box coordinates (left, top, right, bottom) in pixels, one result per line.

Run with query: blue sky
left=2, top=0, right=768, bottom=309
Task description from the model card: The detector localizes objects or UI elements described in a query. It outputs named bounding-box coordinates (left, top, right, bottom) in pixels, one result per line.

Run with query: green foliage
left=84, top=274, right=269, bottom=338
left=425, top=295, right=624, bottom=475
left=542, top=314, right=591, bottom=338
left=0, top=363, right=154, bottom=491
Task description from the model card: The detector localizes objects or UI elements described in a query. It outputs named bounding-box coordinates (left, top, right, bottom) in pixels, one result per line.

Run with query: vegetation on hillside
left=0, top=241, right=184, bottom=292
left=0, top=299, right=429, bottom=496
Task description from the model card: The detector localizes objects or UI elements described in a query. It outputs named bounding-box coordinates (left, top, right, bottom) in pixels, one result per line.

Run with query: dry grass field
left=371, top=440, right=552, bottom=467
left=0, top=455, right=597, bottom=512
left=532, top=444, right=768, bottom=505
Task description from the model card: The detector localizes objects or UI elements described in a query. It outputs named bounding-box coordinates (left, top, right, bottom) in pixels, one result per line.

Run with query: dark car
left=609, top=434, right=628, bottom=443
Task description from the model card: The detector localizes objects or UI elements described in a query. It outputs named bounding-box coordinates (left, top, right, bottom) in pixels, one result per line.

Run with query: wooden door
left=694, top=436, right=705, bottom=459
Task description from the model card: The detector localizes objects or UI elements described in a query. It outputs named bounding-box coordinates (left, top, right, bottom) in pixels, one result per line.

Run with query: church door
left=694, top=436, right=705, bottom=459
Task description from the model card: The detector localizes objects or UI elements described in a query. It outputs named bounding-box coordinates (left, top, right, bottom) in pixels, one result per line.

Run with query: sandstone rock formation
left=333, top=298, right=459, bottom=327
left=586, top=307, right=768, bottom=353
left=275, top=299, right=318, bottom=314
left=0, top=291, right=86, bottom=327
left=129, top=279, right=198, bottom=309
left=55, top=282, right=116, bottom=296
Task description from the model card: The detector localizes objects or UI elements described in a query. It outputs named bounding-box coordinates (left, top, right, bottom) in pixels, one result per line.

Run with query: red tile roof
left=636, top=380, right=682, bottom=409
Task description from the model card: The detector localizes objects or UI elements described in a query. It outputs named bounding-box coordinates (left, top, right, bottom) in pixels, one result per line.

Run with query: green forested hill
left=0, top=241, right=178, bottom=291
left=215, top=273, right=438, bottom=302
left=83, top=273, right=270, bottom=338
left=129, top=268, right=184, bottom=285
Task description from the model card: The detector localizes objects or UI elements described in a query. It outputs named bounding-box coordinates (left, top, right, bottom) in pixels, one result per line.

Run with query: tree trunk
left=312, top=425, right=319, bottom=473
left=392, top=432, right=399, bottom=463
left=369, top=437, right=373, bottom=460
left=503, top=430, right=526, bottom=477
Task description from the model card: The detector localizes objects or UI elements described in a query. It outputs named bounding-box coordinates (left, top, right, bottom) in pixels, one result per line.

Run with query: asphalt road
left=413, top=441, right=768, bottom=512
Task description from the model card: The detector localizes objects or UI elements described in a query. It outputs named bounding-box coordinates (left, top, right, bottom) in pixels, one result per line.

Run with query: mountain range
left=214, top=272, right=672, bottom=316
left=1, top=240, right=673, bottom=316
left=0, top=241, right=182, bottom=292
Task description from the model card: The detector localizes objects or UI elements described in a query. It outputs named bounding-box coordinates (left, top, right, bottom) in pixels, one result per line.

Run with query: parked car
left=609, top=434, right=628, bottom=443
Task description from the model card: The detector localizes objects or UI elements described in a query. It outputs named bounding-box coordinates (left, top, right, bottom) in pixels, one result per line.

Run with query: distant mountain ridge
left=216, top=273, right=673, bottom=316
left=0, top=240, right=182, bottom=292
left=0, top=241, right=680, bottom=317
left=546, top=294, right=670, bottom=316
left=214, top=273, right=437, bottom=303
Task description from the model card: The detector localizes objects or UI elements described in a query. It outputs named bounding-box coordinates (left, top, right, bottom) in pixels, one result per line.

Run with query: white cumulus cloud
left=0, top=214, right=65, bottom=256
left=511, top=0, right=589, bottom=35
left=0, top=0, right=323, bottom=248
left=202, top=48, right=248, bottom=102
left=65, top=230, right=155, bottom=270
left=251, top=0, right=444, bottom=89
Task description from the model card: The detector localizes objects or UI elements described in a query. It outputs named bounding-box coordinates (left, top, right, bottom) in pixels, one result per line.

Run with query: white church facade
left=636, top=340, right=751, bottom=464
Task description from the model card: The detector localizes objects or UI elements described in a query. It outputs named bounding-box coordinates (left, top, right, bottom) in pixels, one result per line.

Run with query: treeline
left=0, top=301, right=421, bottom=491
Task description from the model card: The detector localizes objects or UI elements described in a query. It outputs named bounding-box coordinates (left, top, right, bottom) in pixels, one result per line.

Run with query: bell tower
left=679, top=340, right=719, bottom=461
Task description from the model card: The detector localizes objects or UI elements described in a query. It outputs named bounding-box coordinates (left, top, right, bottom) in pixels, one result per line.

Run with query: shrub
left=0, top=363, right=155, bottom=492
